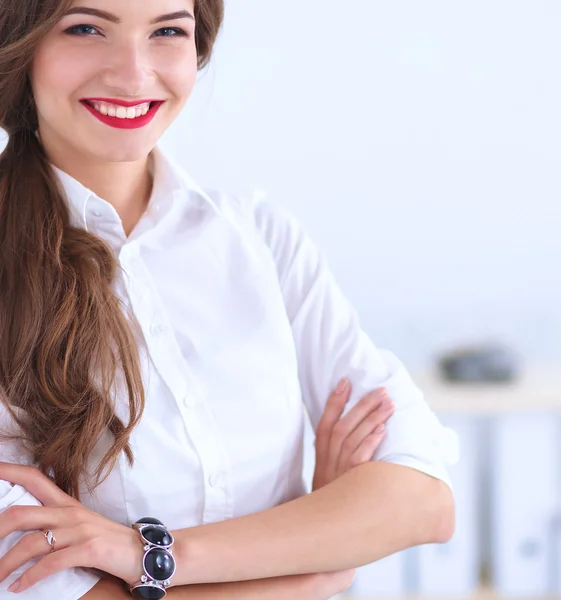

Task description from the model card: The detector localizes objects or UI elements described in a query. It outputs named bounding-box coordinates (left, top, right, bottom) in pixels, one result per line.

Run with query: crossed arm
left=82, top=462, right=453, bottom=598
left=79, top=383, right=454, bottom=598
left=0, top=382, right=454, bottom=599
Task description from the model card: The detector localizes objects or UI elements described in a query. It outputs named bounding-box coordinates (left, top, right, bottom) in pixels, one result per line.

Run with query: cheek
left=160, top=51, right=199, bottom=99
left=31, top=43, right=92, bottom=110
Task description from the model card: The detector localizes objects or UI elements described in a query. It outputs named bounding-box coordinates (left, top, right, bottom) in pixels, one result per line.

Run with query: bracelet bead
left=144, top=547, right=176, bottom=581
left=130, top=580, right=167, bottom=599
left=129, top=517, right=175, bottom=599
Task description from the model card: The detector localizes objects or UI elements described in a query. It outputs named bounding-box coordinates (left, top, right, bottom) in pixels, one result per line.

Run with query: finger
left=336, top=399, right=394, bottom=475
left=348, top=426, right=388, bottom=468
left=9, top=530, right=142, bottom=594
left=337, top=387, right=389, bottom=437
left=315, top=378, right=352, bottom=459
left=0, top=462, right=78, bottom=508
left=326, top=387, right=387, bottom=474
left=7, top=545, right=90, bottom=594
left=0, top=505, right=78, bottom=539
left=0, top=527, right=78, bottom=586
left=0, top=505, right=122, bottom=541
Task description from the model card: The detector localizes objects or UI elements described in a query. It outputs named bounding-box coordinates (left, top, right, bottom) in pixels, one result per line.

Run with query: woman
left=0, top=0, right=457, bottom=598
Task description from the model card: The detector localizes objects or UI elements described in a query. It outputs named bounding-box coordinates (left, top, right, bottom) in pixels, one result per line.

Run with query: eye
left=64, top=24, right=100, bottom=37
left=152, top=27, right=189, bottom=38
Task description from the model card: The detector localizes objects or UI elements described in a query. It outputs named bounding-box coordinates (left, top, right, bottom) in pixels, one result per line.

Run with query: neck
left=38, top=128, right=155, bottom=237
left=68, top=157, right=154, bottom=237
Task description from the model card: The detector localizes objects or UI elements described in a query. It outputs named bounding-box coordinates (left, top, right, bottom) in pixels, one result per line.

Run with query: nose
left=101, top=40, right=157, bottom=98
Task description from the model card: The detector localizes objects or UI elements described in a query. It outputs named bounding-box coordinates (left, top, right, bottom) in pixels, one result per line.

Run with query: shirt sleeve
left=249, top=190, right=459, bottom=490
left=0, top=406, right=101, bottom=599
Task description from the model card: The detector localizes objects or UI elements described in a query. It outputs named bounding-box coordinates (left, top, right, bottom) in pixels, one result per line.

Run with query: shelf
left=410, top=365, right=561, bottom=414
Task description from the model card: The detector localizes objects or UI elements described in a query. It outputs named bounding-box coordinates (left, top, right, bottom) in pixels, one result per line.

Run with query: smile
left=80, top=99, right=165, bottom=130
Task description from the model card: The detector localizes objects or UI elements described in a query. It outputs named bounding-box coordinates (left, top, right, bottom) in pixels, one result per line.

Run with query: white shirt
left=0, top=144, right=458, bottom=598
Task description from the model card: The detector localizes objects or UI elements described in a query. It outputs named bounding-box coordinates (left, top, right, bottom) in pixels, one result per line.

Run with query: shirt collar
left=48, top=143, right=220, bottom=231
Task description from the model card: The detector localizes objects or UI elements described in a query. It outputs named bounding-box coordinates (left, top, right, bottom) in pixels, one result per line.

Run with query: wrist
left=167, top=527, right=198, bottom=587
left=124, top=529, right=147, bottom=587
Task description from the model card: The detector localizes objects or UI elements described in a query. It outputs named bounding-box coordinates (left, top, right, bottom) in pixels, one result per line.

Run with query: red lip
left=81, top=99, right=164, bottom=130
left=81, top=97, right=164, bottom=107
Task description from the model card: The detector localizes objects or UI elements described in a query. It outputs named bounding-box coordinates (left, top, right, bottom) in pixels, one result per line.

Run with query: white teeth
left=89, top=100, right=152, bottom=119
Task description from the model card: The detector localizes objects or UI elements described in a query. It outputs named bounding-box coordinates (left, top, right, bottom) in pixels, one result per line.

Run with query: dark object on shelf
left=438, top=344, right=520, bottom=383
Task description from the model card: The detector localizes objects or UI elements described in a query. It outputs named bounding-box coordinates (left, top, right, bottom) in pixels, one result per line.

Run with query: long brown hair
left=0, top=0, right=224, bottom=499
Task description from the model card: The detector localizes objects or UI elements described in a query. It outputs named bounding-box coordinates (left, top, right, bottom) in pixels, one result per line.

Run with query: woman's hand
left=310, top=380, right=395, bottom=596
left=0, top=462, right=144, bottom=594
left=312, top=378, right=395, bottom=491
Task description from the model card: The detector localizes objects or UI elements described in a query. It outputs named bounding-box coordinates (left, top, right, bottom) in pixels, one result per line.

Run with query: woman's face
left=29, top=0, right=197, bottom=165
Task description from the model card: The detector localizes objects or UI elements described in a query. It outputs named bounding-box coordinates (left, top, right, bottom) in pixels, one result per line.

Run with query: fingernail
left=380, top=397, right=392, bottom=410
left=375, top=424, right=386, bottom=434
left=378, top=387, right=388, bottom=398
left=8, top=580, right=20, bottom=593
left=335, top=378, right=349, bottom=395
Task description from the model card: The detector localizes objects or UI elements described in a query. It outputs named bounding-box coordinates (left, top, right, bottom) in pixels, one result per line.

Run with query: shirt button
left=150, top=323, right=165, bottom=335
left=182, top=395, right=193, bottom=409
left=91, top=210, right=102, bottom=217
left=209, top=474, right=221, bottom=488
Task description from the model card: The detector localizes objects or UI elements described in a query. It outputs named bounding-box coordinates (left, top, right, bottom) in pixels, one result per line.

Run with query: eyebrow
left=61, top=7, right=195, bottom=25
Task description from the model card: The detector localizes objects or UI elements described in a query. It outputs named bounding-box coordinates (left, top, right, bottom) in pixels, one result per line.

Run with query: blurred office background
left=168, top=0, right=561, bottom=598
left=168, top=0, right=561, bottom=372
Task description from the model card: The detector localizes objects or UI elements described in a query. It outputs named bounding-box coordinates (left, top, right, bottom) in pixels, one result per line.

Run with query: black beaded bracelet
left=128, top=517, right=176, bottom=599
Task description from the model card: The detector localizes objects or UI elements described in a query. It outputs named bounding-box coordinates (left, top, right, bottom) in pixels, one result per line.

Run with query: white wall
left=165, top=0, right=561, bottom=369
left=3, top=1, right=558, bottom=369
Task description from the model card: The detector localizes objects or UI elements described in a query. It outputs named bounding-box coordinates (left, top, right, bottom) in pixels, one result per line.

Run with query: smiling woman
left=0, top=0, right=456, bottom=598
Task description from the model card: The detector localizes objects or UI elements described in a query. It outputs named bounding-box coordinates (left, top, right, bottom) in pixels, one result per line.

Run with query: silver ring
left=43, top=529, right=56, bottom=553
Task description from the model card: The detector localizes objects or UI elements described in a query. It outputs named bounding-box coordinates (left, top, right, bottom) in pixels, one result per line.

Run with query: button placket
left=119, top=250, right=234, bottom=522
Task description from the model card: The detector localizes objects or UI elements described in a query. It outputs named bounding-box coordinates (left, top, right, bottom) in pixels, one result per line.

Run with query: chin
left=88, top=141, right=155, bottom=164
